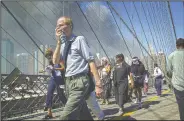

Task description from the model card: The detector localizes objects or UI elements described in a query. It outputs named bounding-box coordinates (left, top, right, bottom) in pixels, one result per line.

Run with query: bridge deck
left=6, top=86, right=179, bottom=120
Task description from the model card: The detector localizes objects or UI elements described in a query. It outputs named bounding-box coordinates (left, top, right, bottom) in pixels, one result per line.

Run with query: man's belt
left=66, top=73, right=88, bottom=80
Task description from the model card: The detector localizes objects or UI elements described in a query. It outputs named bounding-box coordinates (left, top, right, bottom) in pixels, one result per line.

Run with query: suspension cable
left=141, top=2, right=159, bottom=54
left=149, top=2, right=167, bottom=55
left=167, top=1, right=177, bottom=41
left=157, top=2, right=173, bottom=56
left=162, top=2, right=176, bottom=52
left=121, top=2, right=149, bottom=69
left=106, top=2, right=132, bottom=58
left=141, top=2, right=168, bottom=75
left=2, top=2, right=45, bottom=56
left=133, top=2, right=152, bottom=55
left=107, top=2, right=155, bottom=62
left=151, top=2, right=169, bottom=55
left=76, top=2, right=111, bottom=63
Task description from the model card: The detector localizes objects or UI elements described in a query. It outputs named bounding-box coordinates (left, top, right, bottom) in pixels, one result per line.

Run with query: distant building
left=157, top=51, right=167, bottom=74
left=1, top=39, right=15, bottom=74
left=16, top=53, right=29, bottom=74
left=141, top=52, right=166, bottom=75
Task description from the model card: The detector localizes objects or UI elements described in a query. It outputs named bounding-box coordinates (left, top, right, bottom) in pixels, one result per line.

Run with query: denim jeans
left=155, top=79, right=162, bottom=95
left=45, top=76, right=66, bottom=108
left=86, top=91, right=104, bottom=120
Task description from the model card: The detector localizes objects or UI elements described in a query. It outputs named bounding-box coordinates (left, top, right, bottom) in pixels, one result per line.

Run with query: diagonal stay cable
left=133, top=2, right=150, bottom=50
left=1, top=2, right=60, bottom=111
left=76, top=1, right=111, bottom=63
left=1, top=27, right=44, bottom=68
left=67, top=2, right=113, bottom=60
left=157, top=2, right=173, bottom=56
left=141, top=2, right=159, bottom=55
left=133, top=2, right=157, bottom=70
left=2, top=2, right=45, bottom=56
left=1, top=27, right=47, bottom=117
left=152, top=2, right=176, bottom=82
left=167, top=1, right=177, bottom=41
left=145, top=2, right=162, bottom=52
left=152, top=2, right=170, bottom=55
left=47, top=2, right=113, bottom=65
left=147, top=2, right=170, bottom=76
left=120, top=2, right=149, bottom=69
left=153, top=2, right=169, bottom=54
left=141, top=2, right=168, bottom=78
left=17, top=1, right=55, bottom=51
left=79, top=2, right=125, bottom=54
left=106, top=2, right=132, bottom=58
left=132, top=1, right=155, bottom=68
left=1, top=28, right=49, bottom=112
left=107, top=2, right=155, bottom=62
left=149, top=2, right=167, bottom=55
left=163, top=2, right=176, bottom=51
left=1, top=49, right=47, bottom=113
left=0, top=54, right=47, bottom=115
left=157, top=2, right=171, bottom=53
left=160, top=2, right=175, bottom=53
left=150, top=2, right=169, bottom=57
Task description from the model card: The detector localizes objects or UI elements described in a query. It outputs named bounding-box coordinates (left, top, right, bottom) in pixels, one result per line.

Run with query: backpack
left=131, top=61, right=145, bottom=86
left=131, top=61, right=145, bottom=76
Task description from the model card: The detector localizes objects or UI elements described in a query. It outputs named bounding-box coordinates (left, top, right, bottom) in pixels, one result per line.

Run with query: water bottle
left=60, top=31, right=67, bottom=44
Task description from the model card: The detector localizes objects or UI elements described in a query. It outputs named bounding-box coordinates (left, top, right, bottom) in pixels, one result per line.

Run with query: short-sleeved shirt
left=60, top=34, right=94, bottom=77
left=168, top=49, right=184, bottom=91
left=45, top=64, right=62, bottom=77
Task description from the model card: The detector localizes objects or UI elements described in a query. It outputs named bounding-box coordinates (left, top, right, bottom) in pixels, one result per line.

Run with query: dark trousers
left=45, top=77, right=67, bottom=108
left=102, top=83, right=111, bottom=100
left=174, top=88, right=184, bottom=120
left=114, top=81, right=128, bottom=108
left=155, top=79, right=162, bottom=95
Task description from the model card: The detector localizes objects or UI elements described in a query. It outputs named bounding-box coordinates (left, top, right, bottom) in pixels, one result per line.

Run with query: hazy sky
left=1, top=1, right=183, bottom=59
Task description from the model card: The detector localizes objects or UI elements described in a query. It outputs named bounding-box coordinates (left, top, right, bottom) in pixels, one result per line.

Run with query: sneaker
left=43, top=107, right=48, bottom=111
left=105, top=100, right=110, bottom=105
left=118, top=108, right=124, bottom=115
left=144, top=93, right=147, bottom=96
left=42, top=114, right=53, bottom=119
left=138, top=102, right=142, bottom=109
left=101, top=100, right=105, bottom=105
left=98, top=111, right=105, bottom=120
left=134, top=98, right=138, bottom=104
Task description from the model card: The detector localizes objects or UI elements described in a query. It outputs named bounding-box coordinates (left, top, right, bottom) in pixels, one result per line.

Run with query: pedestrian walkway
left=7, top=86, right=179, bottom=120
left=107, top=89, right=179, bottom=120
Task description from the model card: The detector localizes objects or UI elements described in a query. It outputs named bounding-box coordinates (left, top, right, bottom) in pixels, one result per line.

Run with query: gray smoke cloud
left=74, top=2, right=142, bottom=58
left=1, top=1, right=142, bottom=59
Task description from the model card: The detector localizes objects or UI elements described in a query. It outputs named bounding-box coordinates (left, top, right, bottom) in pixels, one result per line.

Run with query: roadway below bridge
left=6, top=86, right=180, bottom=120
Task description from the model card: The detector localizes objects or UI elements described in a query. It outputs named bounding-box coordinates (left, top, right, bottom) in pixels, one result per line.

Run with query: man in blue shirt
left=53, top=16, right=103, bottom=120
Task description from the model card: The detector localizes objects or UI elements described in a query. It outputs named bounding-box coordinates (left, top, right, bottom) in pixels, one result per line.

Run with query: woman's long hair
left=45, top=48, right=54, bottom=66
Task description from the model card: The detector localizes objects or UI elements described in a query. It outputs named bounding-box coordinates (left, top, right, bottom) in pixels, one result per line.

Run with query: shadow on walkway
left=103, top=107, right=119, bottom=115
left=104, top=100, right=161, bottom=120
left=107, top=115, right=137, bottom=120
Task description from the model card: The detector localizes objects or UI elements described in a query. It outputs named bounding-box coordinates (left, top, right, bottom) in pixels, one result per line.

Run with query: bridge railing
left=1, top=68, right=64, bottom=119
